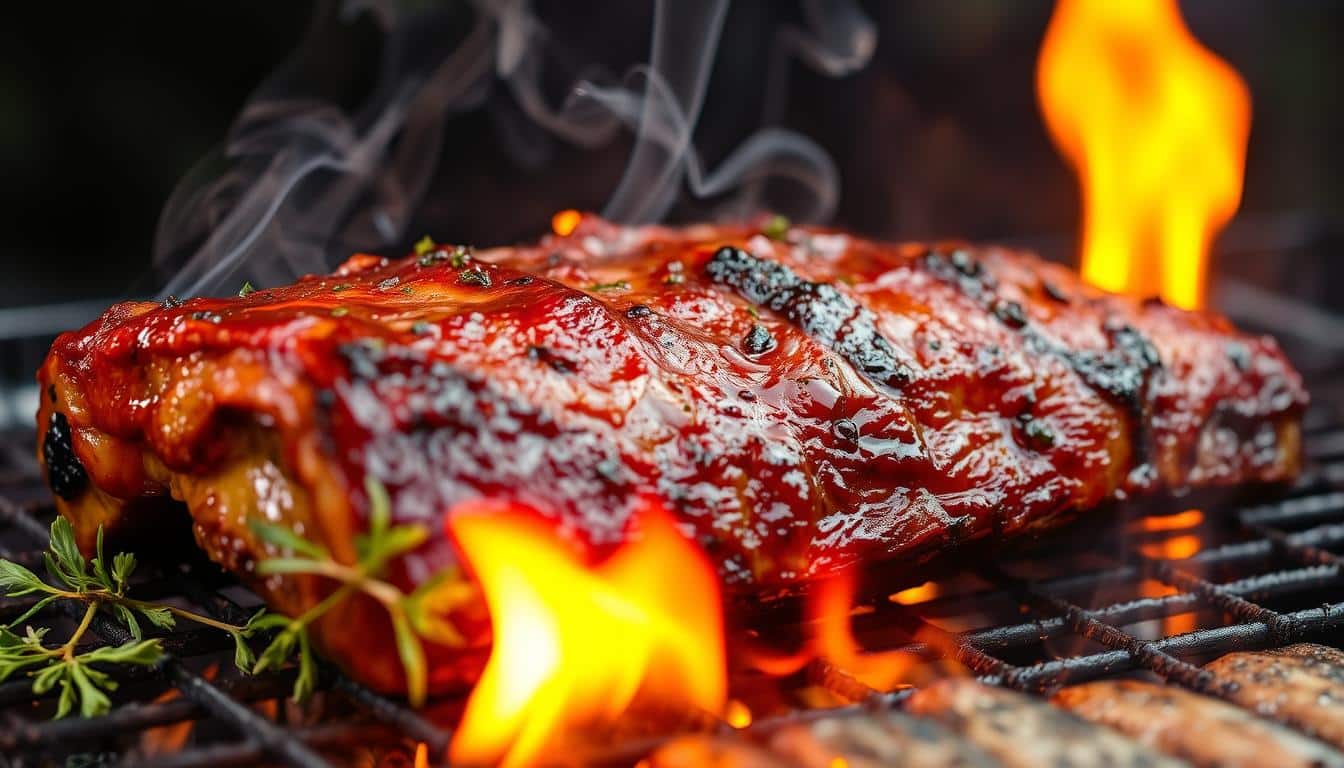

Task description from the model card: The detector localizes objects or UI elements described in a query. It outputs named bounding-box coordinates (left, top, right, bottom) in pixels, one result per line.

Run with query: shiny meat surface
left=36, top=216, right=1306, bottom=692
left=905, top=679, right=1189, bottom=768
left=1204, top=643, right=1344, bottom=750
left=1055, top=679, right=1344, bottom=768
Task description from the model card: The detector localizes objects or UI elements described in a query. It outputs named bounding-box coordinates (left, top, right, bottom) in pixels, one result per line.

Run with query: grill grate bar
left=4, top=418, right=1344, bottom=764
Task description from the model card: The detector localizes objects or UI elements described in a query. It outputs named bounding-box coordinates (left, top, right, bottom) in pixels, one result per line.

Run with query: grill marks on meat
left=37, top=217, right=1306, bottom=693
left=904, top=679, right=1188, bottom=768
left=705, top=246, right=915, bottom=390
left=1056, top=679, right=1344, bottom=768
left=1204, top=643, right=1344, bottom=750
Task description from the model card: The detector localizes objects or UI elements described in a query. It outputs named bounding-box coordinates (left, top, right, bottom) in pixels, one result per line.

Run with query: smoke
left=155, top=0, right=875, bottom=298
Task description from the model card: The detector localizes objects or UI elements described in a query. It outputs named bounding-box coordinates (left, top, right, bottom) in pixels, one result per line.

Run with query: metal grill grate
left=3, top=397, right=1344, bottom=766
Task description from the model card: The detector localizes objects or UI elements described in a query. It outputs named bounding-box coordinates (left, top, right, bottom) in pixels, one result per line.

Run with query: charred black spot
left=47, top=384, right=56, bottom=404
left=1226, top=341, right=1252, bottom=372
left=994, top=300, right=1028, bottom=329
left=43, top=412, right=87, bottom=500
left=1065, top=322, right=1162, bottom=409
left=160, top=295, right=183, bottom=309
left=507, top=276, right=535, bottom=286
left=706, top=246, right=915, bottom=390
left=923, top=248, right=997, bottom=301
left=625, top=304, right=653, bottom=319
left=528, top=345, right=574, bottom=373
left=949, top=249, right=982, bottom=277
left=1042, top=280, right=1069, bottom=303
left=831, top=418, right=859, bottom=443
left=742, top=324, right=776, bottom=355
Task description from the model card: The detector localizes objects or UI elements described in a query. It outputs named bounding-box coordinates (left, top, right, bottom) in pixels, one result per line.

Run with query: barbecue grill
left=2, top=232, right=1343, bottom=766
left=4, top=1, right=1344, bottom=765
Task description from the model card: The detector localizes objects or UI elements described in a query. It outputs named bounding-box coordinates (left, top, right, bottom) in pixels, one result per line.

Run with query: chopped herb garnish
left=449, top=245, right=470, bottom=269
left=238, top=282, right=255, bottom=298
left=413, top=236, right=435, bottom=257
left=459, top=268, right=492, bottom=288
left=762, top=215, right=791, bottom=241
left=400, top=286, right=414, bottom=295
left=332, top=283, right=352, bottom=292
left=590, top=280, right=632, bottom=292
left=746, top=305, right=760, bottom=319
left=663, top=273, right=684, bottom=285
left=331, top=307, right=349, bottom=317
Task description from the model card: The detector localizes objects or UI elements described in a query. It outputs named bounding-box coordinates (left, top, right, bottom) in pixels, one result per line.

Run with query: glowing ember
left=551, top=208, right=582, bottom=237
left=725, top=699, right=753, bottom=729
left=1140, top=533, right=1203, bottom=560
left=1131, top=508, right=1204, bottom=533
left=447, top=497, right=726, bottom=767
left=1037, top=0, right=1251, bottom=309
left=890, top=581, right=940, bottom=606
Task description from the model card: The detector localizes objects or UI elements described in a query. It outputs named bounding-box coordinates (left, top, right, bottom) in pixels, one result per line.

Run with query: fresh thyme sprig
left=0, top=518, right=262, bottom=717
left=1, top=476, right=463, bottom=717
left=248, top=475, right=466, bottom=707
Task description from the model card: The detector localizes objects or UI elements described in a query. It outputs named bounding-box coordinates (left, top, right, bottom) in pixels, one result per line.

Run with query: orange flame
left=447, top=498, right=726, bottom=767
left=811, top=572, right=918, bottom=691
left=1037, top=0, right=1251, bottom=309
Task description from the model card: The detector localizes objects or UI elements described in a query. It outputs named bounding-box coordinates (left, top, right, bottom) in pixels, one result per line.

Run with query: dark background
left=0, top=1, right=1340, bottom=309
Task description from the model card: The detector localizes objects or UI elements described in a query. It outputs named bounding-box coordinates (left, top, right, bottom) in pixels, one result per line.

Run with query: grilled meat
left=37, top=216, right=1305, bottom=693
left=1203, top=643, right=1344, bottom=749
left=904, top=679, right=1189, bottom=767
left=1055, top=679, right=1344, bottom=768
left=768, top=709, right=999, bottom=767
left=649, top=709, right=998, bottom=767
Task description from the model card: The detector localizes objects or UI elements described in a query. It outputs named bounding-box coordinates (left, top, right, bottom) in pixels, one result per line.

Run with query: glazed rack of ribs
left=2, top=222, right=1344, bottom=766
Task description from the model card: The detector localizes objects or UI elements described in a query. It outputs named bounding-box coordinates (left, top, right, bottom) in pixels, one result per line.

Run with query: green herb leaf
left=389, top=609, right=427, bottom=708
left=294, top=629, right=317, bottom=703
left=4, top=594, right=59, bottom=629
left=110, top=603, right=142, bottom=641
left=111, top=552, right=136, bottom=593
left=762, top=214, right=791, bottom=241
left=68, top=663, right=111, bottom=718
left=413, top=236, right=435, bottom=256
left=365, top=475, right=391, bottom=543
left=249, top=520, right=329, bottom=560
left=0, top=560, right=48, bottom=597
left=45, top=517, right=91, bottom=591
left=254, top=558, right=331, bottom=577
left=80, top=638, right=163, bottom=667
left=589, top=280, right=631, bottom=292
left=90, top=528, right=113, bottom=592
left=238, top=281, right=255, bottom=298
left=136, top=604, right=175, bottom=631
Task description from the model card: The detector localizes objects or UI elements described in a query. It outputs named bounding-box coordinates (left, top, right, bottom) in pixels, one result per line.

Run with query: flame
left=1036, top=0, right=1251, bottom=309
left=551, top=209, right=582, bottom=237
left=890, top=581, right=940, bottom=606
left=1131, top=508, right=1204, bottom=533
left=725, top=699, right=753, bottom=729
left=810, top=571, right=918, bottom=691
left=447, top=498, right=726, bottom=767
left=1139, top=533, right=1202, bottom=560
